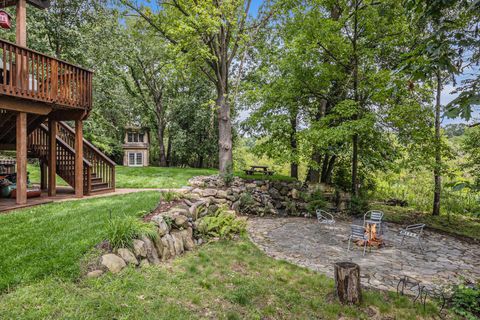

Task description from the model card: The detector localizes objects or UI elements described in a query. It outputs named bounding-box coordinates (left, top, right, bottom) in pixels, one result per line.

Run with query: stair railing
left=28, top=124, right=93, bottom=194
left=57, top=121, right=116, bottom=191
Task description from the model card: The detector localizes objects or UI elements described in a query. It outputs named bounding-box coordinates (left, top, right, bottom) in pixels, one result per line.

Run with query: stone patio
left=247, top=217, right=480, bottom=293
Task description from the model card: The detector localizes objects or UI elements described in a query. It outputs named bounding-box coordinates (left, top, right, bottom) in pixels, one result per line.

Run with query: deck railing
left=0, top=39, right=93, bottom=110
left=57, top=121, right=116, bottom=191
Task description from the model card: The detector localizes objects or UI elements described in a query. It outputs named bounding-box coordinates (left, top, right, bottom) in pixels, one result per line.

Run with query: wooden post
left=16, top=112, right=27, bottom=205
left=334, top=262, right=362, bottom=305
left=48, top=119, right=57, bottom=196
left=40, top=160, right=47, bottom=191
left=16, top=0, right=27, bottom=90
left=75, top=120, right=83, bottom=198
left=16, top=0, right=27, bottom=47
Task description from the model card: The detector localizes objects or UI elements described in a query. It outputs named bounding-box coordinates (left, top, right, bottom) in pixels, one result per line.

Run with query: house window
left=128, top=152, right=143, bottom=166
left=127, top=132, right=144, bottom=143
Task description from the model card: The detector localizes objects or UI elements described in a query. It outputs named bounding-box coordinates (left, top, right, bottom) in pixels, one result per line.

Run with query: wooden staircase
left=28, top=121, right=115, bottom=195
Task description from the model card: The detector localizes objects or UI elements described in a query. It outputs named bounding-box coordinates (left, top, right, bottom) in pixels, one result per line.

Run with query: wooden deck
left=0, top=38, right=93, bottom=113
left=0, top=186, right=75, bottom=212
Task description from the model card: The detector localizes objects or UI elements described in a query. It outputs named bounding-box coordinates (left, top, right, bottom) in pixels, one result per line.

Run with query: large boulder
left=170, top=231, right=185, bottom=255
left=117, top=248, right=139, bottom=265
left=201, top=188, right=217, bottom=197
left=174, top=215, right=189, bottom=229
left=160, top=234, right=176, bottom=261
left=133, top=239, right=147, bottom=258
left=141, top=236, right=161, bottom=265
left=151, top=215, right=170, bottom=236
left=101, top=254, right=126, bottom=273
left=181, top=228, right=195, bottom=251
left=86, top=270, right=104, bottom=278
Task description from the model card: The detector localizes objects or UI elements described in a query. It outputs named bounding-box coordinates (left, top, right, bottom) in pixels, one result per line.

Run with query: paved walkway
left=247, top=217, right=480, bottom=292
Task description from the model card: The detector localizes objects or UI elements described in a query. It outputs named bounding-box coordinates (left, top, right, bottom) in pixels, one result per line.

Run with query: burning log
left=355, top=223, right=384, bottom=248
left=334, top=262, right=361, bottom=304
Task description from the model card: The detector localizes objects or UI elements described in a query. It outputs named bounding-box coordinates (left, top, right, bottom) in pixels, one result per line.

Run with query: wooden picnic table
left=244, top=165, right=275, bottom=176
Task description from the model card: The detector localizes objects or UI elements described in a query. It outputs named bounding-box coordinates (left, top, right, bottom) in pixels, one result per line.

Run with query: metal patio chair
left=399, top=224, right=426, bottom=251
left=364, top=210, right=384, bottom=235
left=347, top=224, right=369, bottom=256
left=316, top=209, right=335, bottom=225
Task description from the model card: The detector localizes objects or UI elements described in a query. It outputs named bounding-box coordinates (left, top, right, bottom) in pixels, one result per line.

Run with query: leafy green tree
left=403, top=0, right=474, bottom=215
left=121, top=0, right=268, bottom=174
left=462, top=126, right=480, bottom=187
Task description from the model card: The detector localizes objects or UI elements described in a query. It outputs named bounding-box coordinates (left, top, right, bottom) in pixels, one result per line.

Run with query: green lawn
left=0, top=192, right=161, bottom=291
left=0, top=193, right=445, bottom=319
left=28, top=164, right=294, bottom=189
left=371, top=203, right=480, bottom=241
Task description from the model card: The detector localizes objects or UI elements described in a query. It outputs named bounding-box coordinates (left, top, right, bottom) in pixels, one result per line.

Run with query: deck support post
left=75, top=120, right=83, bottom=198
left=48, top=120, right=57, bottom=196
left=16, top=112, right=27, bottom=205
left=16, top=0, right=27, bottom=47
left=40, top=160, right=47, bottom=191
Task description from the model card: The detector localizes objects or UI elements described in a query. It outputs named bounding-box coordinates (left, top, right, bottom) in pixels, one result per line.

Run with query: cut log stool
left=334, top=262, right=362, bottom=305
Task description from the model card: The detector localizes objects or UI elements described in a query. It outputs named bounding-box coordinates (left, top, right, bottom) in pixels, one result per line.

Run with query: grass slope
left=0, top=238, right=440, bottom=319
left=0, top=192, right=160, bottom=291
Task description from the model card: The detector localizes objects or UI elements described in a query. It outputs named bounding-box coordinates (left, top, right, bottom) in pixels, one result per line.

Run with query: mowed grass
left=114, top=166, right=218, bottom=188
left=0, top=192, right=160, bottom=291
left=371, top=203, right=480, bottom=241
left=27, top=164, right=295, bottom=189
left=0, top=238, right=442, bottom=319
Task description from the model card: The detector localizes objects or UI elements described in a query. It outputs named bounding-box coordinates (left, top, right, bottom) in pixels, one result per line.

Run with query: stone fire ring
left=247, top=217, right=480, bottom=292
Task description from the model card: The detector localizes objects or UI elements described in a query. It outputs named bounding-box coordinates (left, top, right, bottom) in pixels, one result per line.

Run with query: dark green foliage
left=303, top=189, right=328, bottom=212
left=349, top=193, right=370, bottom=216
left=197, top=208, right=247, bottom=239
left=238, top=192, right=256, bottom=214
left=450, top=282, right=480, bottom=320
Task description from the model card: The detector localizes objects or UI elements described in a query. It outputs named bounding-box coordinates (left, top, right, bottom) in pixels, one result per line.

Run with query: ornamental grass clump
left=105, top=215, right=157, bottom=250
left=197, top=208, right=247, bottom=239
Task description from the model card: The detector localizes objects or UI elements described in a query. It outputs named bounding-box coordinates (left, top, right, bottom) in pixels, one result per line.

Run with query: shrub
left=450, top=282, right=480, bottom=320
left=238, top=192, right=256, bottom=214
left=160, top=191, right=182, bottom=202
left=197, top=207, right=247, bottom=239
left=105, top=216, right=157, bottom=250
left=349, top=193, right=370, bottom=215
left=303, top=189, right=327, bottom=212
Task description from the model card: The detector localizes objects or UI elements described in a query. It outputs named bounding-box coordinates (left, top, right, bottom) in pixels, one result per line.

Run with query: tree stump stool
left=334, top=262, right=361, bottom=305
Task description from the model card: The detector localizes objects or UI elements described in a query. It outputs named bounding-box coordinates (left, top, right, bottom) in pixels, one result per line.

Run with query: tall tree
left=403, top=0, right=473, bottom=215
left=123, top=21, right=174, bottom=166
left=122, top=0, right=270, bottom=174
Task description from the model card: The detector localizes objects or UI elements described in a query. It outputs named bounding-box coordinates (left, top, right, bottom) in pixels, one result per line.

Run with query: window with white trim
left=128, top=152, right=143, bottom=166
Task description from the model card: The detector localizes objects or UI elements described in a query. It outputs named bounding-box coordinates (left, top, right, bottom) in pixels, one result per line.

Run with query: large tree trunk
left=433, top=71, right=442, bottom=216
left=166, top=134, right=172, bottom=167
left=290, top=110, right=298, bottom=179
left=352, top=134, right=359, bottom=196
left=216, top=84, right=233, bottom=174
left=324, top=154, right=336, bottom=184
left=154, top=95, right=167, bottom=167
left=351, top=0, right=360, bottom=197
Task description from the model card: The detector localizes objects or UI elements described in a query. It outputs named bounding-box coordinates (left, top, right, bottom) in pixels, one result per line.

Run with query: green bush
left=105, top=216, right=157, bottom=250
left=303, top=189, right=327, bottom=212
left=197, top=208, right=247, bottom=239
left=451, top=282, right=480, bottom=320
left=349, top=193, right=370, bottom=215
left=238, top=192, right=256, bottom=214
left=160, top=191, right=182, bottom=202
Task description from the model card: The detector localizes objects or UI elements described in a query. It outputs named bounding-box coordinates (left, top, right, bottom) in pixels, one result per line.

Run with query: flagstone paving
left=247, top=217, right=480, bottom=293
